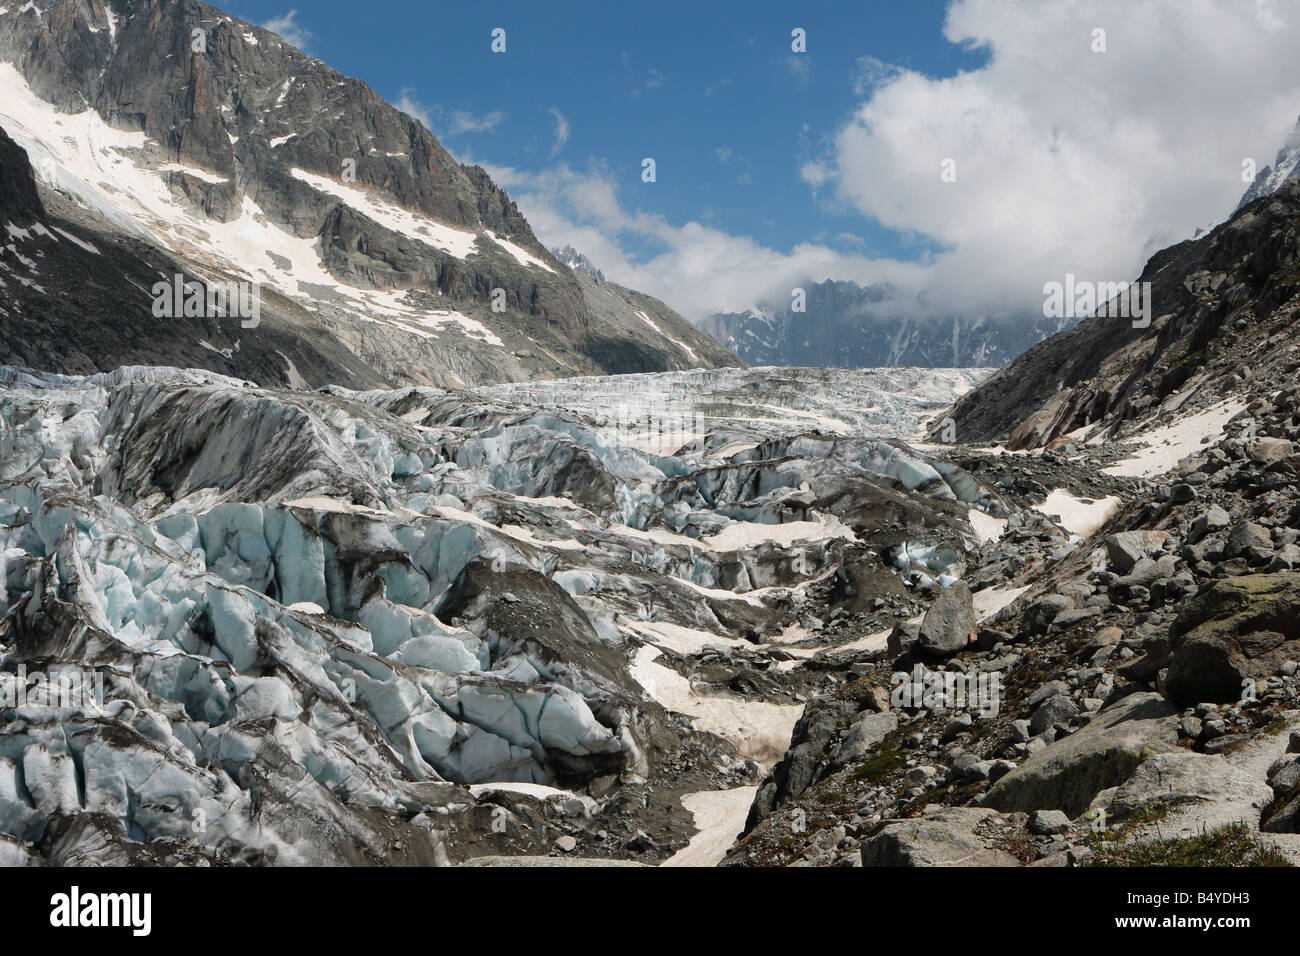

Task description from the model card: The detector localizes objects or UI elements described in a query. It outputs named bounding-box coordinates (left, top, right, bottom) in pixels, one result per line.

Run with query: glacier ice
left=0, top=363, right=1001, bottom=864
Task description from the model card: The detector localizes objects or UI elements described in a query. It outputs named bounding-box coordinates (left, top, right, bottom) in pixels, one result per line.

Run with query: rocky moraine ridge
left=726, top=156, right=1300, bottom=868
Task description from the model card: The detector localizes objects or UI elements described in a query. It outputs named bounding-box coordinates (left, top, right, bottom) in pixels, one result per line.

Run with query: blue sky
left=222, top=1, right=1300, bottom=321
left=225, top=0, right=984, bottom=262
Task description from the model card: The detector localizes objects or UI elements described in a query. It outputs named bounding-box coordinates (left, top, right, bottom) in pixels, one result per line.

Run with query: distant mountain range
left=550, top=245, right=605, bottom=281
left=696, top=280, right=1076, bottom=369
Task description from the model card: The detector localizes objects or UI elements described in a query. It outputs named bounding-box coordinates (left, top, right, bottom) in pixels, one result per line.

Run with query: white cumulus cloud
left=475, top=0, right=1300, bottom=325
left=261, top=10, right=312, bottom=51
left=806, top=0, right=1300, bottom=316
left=481, top=162, right=914, bottom=319
left=548, top=107, right=571, bottom=156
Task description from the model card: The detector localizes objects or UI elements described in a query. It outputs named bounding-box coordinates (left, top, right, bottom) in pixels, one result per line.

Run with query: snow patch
left=159, top=162, right=229, bottom=184
left=290, top=167, right=478, bottom=259
left=1034, top=490, right=1121, bottom=538
left=661, top=787, right=757, bottom=867
left=633, top=309, right=698, bottom=361
left=1102, top=400, right=1249, bottom=478
left=701, top=517, right=855, bottom=552
left=629, top=646, right=802, bottom=766
left=967, top=508, right=1007, bottom=544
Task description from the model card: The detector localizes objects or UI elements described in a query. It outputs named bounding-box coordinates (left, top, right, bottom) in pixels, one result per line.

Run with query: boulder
left=1188, top=505, right=1230, bottom=545
left=1028, top=809, right=1070, bottom=835
left=1164, top=573, right=1300, bottom=706
left=1103, top=531, right=1170, bottom=574
left=1264, top=749, right=1300, bottom=834
left=1029, top=695, right=1080, bottom=736
left=983, top=691, right=1179, bottom=817
left=1264, top=795, right=1300, bottom=833
left=1247, top=437, right=1295, bottom=465
left=1268, top=544, right=1300, bottom=572
left=1101, top=751, right=1272, bottom=818
left=1019, top=594, right=1075, bottom=638
left=887, top=621, right=921, bottom=658
left=1025, top=680, right=1070, bottom=709
left=1049, top=606, right=1103, bottom=632
left=860, top=807, right=1020, bottom=867
left=1117, top=636, right=1173, bottom=684
left=1224, top=521, right=1273, bottom=561
left=832, top=712, right=900, bottom=766
left=917, top=582, right=977, bottom=657
left=1266, top=754, right=1300, bottom=797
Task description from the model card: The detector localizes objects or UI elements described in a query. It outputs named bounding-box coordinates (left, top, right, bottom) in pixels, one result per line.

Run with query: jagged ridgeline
left=0, top=0, right=740, bottom=387
left=698, top=280, right=1078, bottom=369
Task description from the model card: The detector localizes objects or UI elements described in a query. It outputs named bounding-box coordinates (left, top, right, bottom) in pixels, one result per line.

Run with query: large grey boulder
left=832, top=712, right=900, bottom=767
left=917, top=582, right=977, bottom=657
left=887, top=620, right=922, bottom=658
left=1225, top=521, right=1273, bottom=562
left=1263, top=751, right=1300, bottom=833
left=1019, top=594, right=1075, bottom=638
left=983, top=691, right=1179, bottom=817
left=861, top=807, right=1020, bottom=867
left=1188, top=505, right=1230, bottom=545
left=1164, top=573, right=1300, bottom=706
left=1029, top=695, right=1080, bottom=736
left=1028, top=810, right=1070, bottom=835
left=1246, top=437, right=1294, bottom=465
left=1104, top=531, right=1170, bottom=574
left=1101, top=751, right=1272, bottom=818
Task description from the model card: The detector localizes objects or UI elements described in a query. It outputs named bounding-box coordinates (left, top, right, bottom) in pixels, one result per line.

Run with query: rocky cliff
left=0, top=0, right=739, bottom=388
left=939, top=179, right=1300, bottom=450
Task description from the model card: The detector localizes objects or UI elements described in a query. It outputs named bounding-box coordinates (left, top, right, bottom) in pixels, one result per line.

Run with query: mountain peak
left=0, top=0, right=739, bottom=387
left=1236, top=114, right=1300, bottom=211
left=550, top=244, right=605, bottom=281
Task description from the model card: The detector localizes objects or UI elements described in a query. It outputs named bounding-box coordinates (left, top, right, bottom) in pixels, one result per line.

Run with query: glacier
left=0, top=363, right=1002, bottom=864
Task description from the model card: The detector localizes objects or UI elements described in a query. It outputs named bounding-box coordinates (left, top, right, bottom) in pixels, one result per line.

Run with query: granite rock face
left=0, top=0, right=740, bottom=389
left=939, top=175, right=1300, bottom=450
left=0, top=125, right=43, bottom=225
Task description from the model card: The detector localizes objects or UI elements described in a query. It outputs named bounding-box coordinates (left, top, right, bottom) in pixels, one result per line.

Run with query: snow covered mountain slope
left=0, top=0, right=739, bottom=388
left=0, top=362, right=1005, bottom=864
left=1237, top=115, right=1300, bottom=211
left=698, top=280, right=1075, bottom=369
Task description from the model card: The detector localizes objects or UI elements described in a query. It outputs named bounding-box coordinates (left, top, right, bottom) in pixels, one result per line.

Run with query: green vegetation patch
left=1085, top=822, right=1291, bottom=867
